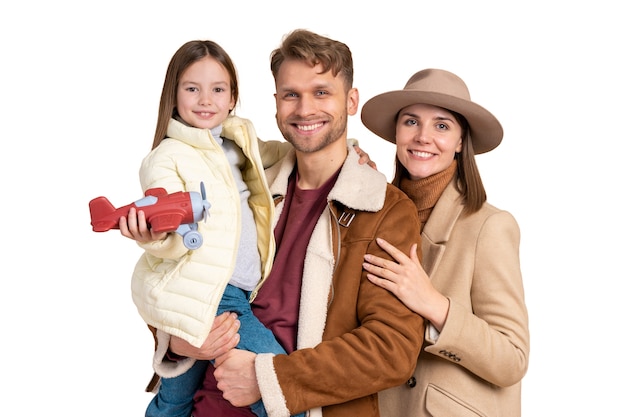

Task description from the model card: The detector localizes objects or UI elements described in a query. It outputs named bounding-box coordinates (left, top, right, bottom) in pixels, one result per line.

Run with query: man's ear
left=347, top=88, right=359, bottom=116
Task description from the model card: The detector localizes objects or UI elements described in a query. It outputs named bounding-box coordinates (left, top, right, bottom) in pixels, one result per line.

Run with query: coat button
left=406, top=376, right=416, bottom=388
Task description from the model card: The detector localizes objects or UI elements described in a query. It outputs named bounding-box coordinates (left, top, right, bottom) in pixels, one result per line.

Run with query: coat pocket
left=425, top=384, right=485, bottom=417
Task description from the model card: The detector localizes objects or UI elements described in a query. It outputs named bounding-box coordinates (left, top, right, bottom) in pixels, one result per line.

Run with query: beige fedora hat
left=361, top=68, right=503, bottom=154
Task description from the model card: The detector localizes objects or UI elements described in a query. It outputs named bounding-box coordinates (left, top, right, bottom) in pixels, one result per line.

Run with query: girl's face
left=395, top=103, right=463, bottom=180
left=176, top=56, right=235, bottom=130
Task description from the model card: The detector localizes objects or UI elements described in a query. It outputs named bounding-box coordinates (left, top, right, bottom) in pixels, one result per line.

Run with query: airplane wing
left=149, top=213, right=185, bottom=233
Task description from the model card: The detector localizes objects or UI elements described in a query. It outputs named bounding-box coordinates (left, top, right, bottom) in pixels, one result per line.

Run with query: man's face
left=274, top=59, right=358, bottom=153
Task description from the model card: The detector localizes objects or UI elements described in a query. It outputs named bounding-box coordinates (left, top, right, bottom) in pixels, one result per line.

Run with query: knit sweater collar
left=399, top=160, right=457, bottom=228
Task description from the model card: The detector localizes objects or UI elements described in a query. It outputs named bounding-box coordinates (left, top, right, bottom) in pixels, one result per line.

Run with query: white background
left=1, top=1, right=624, bottom=415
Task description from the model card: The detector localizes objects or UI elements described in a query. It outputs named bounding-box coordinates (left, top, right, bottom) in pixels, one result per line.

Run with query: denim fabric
left=145, top=359, right=209, bottom=417
left=146, top=284, right=304, bottom=417
left=216, top=285, right=285, bottom=355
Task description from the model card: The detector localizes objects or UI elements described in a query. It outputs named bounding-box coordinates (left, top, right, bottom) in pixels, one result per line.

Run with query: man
left=184, top=29, right=425, bottom=417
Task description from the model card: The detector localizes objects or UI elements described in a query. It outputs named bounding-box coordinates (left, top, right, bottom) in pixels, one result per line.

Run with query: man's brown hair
left=270, top=29, right=354, bottom=90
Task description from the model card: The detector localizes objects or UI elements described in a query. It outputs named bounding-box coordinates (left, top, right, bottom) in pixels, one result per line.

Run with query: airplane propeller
left=200, top=181, right=211, bottom=222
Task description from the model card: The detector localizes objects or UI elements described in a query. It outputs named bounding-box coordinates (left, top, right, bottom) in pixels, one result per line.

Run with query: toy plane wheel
left=183, top=231, right=203, bottom=250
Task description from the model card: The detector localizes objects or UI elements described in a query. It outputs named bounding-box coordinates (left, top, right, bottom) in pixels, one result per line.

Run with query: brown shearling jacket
left=255, top=146, right=425, bottom=417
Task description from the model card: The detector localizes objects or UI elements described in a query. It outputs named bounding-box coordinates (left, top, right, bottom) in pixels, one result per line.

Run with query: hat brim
left=361, top=91, right=503, bottom=154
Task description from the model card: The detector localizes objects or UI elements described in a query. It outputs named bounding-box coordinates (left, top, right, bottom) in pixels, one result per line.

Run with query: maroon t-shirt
left=192, top=167, right=339, bottom=416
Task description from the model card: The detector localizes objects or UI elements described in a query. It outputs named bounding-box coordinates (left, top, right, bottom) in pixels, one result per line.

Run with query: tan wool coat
left=379, top=181, right=530, bottom=417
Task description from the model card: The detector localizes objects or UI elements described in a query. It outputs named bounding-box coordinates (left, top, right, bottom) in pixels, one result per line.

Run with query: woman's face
left=395, top=103, right=463, bottom=180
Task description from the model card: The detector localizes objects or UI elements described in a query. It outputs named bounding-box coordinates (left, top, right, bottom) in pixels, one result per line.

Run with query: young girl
left=120, top=39, right=301, bottom=417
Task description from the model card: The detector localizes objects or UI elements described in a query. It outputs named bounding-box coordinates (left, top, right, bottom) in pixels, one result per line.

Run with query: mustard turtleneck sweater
left=399, top=160, right=458, bottom=231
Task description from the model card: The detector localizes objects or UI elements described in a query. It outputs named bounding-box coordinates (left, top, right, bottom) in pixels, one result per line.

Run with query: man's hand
left=214, top=349, right=261, bottom=407
left=170, top=312, right=241, bottom=360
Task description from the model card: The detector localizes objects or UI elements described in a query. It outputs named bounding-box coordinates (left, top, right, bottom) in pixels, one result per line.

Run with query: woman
left=361, top=69, right=530, bottom=417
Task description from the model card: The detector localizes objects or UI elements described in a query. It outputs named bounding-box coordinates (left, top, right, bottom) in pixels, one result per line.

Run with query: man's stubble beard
left=279, top=112, right=347, bottom=154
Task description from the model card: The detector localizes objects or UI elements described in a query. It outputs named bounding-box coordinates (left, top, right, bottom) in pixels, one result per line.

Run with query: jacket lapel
left=421, top=182, right=463, bottom=276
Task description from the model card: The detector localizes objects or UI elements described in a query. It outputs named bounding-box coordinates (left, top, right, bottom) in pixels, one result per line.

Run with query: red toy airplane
left=89, top=182, right=211, bottom=250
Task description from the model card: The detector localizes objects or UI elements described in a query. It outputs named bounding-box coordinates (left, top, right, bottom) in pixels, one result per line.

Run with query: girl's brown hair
left=151, top=40, right=239, bottom=150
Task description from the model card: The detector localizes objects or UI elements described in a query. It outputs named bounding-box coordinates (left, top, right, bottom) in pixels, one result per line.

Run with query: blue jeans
left=145, top=284, right=304, bottom=417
